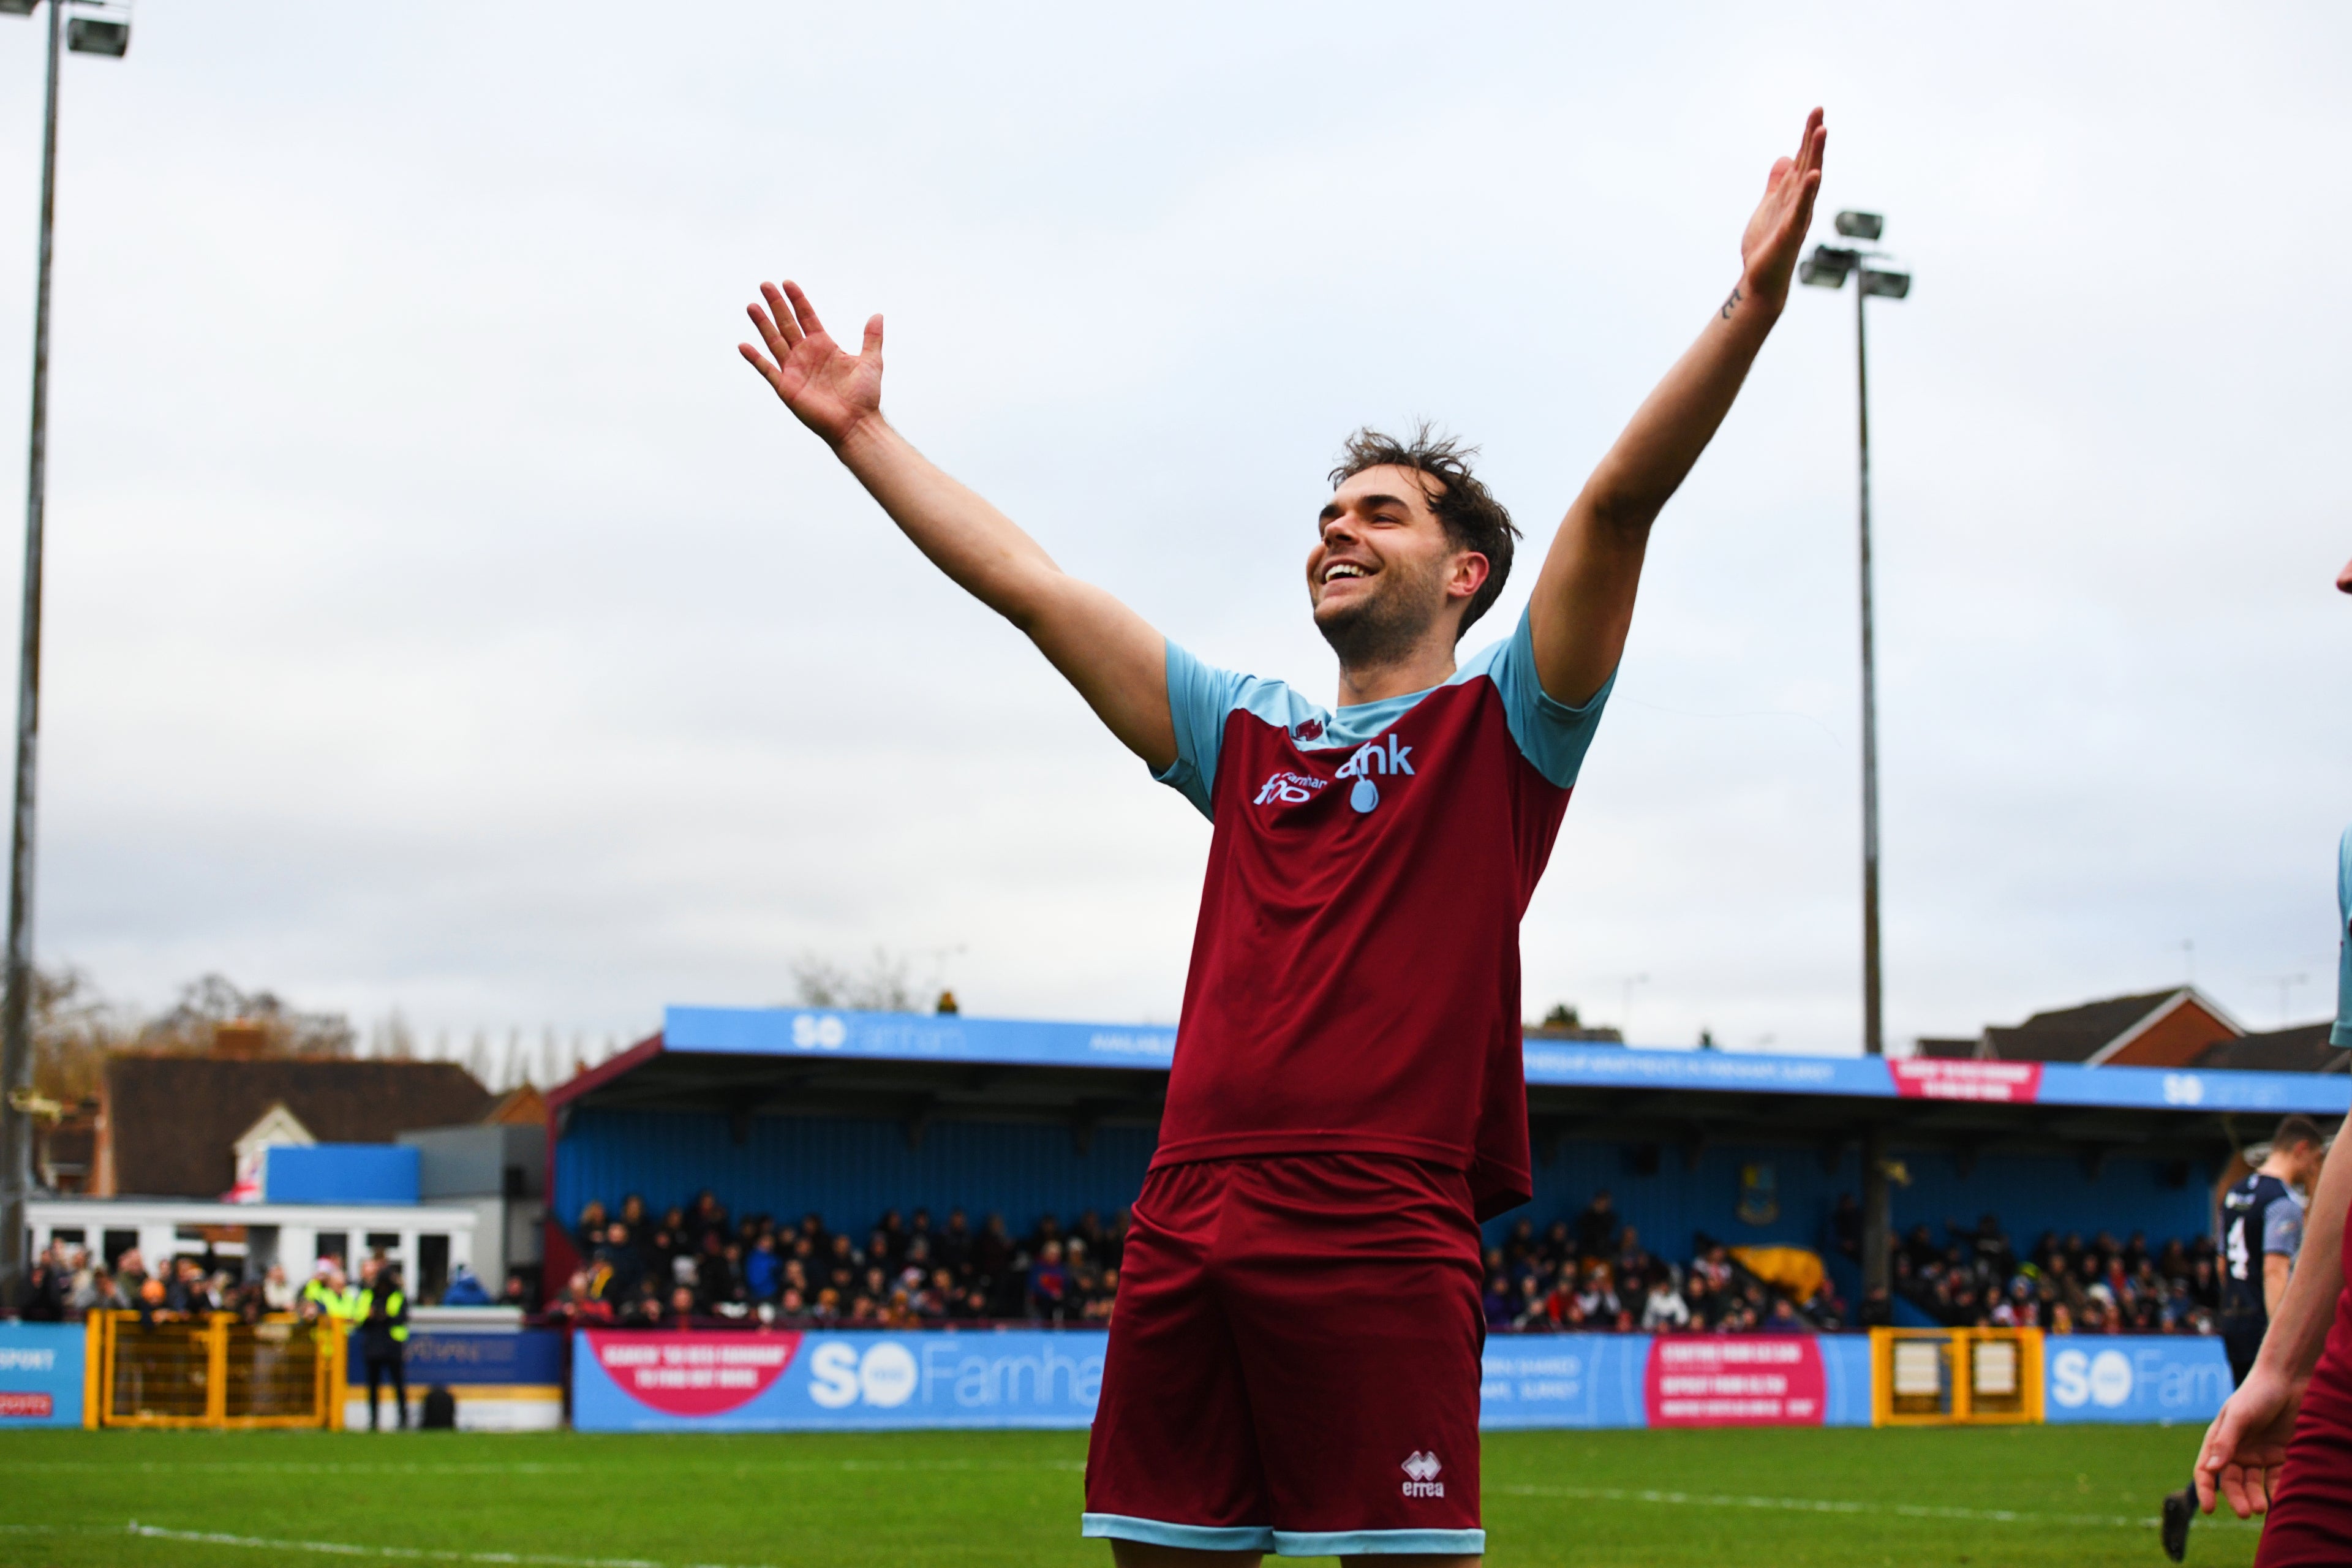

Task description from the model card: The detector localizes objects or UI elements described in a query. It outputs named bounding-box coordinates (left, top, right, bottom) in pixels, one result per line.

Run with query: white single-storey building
left=26, top=1195, right=477, bottom=1295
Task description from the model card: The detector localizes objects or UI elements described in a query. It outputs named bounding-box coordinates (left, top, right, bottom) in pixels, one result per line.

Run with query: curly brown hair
left=1329, top=424, right=1519, bottom=639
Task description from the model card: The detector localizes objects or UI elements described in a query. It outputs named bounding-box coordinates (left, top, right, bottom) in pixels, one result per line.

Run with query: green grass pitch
left=0, top=1424, right=2261, bottom=1566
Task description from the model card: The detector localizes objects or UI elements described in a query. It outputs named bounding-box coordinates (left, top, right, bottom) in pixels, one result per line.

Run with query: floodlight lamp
left=1835, top=211, right=1885, bottom=241
left=67, top=15, right=126, bottom=53
left=1860, top=268, right=1912, bottom=300
left=1799, top=245, right=1858, bottom=288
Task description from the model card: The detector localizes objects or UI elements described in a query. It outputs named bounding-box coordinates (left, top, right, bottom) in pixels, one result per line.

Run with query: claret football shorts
left=1082, top=1153, right=1487, bottom=1558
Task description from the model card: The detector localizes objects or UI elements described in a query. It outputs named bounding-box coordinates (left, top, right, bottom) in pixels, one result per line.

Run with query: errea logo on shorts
left=1400, top=1450, right=1445, bottom=1498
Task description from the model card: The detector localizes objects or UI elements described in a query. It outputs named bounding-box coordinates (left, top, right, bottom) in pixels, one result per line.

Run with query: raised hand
left=738, top=281, right=884, bottom=450
left=1736, top=108, right=1826, bottom=307
left=2195, top=1365, right=2302, bottom=1518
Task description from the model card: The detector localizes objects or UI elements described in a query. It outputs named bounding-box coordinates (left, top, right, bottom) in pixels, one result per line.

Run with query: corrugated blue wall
left=1513, top=1140, right=2220, bottom=1257
left=556, top=1107, right=2220, bottom=1259
left=555, top=1110, right=1155, bottom=1235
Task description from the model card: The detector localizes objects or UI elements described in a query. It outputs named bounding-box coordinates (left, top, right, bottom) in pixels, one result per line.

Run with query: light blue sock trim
left=1272, top=1527, right=1487, bottom=1556
left=1081, top=1513, right=1277, bottom=1551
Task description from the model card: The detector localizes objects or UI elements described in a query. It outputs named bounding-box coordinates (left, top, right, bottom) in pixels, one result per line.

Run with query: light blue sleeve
left=2335, top=827, right=2351, bottom=1049
left=2266, top=1195, right=2305, bottom=1262
left=1152, top=639, right=1253, bottom=820
left=1478, top=605, right=1615, bottom=790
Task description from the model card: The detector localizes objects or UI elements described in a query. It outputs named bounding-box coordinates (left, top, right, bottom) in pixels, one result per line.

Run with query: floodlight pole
left=1802, top=213, right=1910, bottom=1315
left=1855, top=270, right=1883, bottom=1061
left=2, top=0, right=66, bottom=1311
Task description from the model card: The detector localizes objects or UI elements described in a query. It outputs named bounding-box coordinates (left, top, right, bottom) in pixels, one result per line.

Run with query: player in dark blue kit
left=2219, top=1120, right=2328, bottom=1382
left=2163, top=1115, right=2329, bottom=1558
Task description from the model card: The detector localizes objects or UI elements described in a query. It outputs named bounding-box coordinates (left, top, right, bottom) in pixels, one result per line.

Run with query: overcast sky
left=0, top=3, right=2343, bottom=1065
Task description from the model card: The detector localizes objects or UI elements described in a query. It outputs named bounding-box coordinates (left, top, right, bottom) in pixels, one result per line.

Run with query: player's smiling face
left=1308, top=466, right=1485, bottom=666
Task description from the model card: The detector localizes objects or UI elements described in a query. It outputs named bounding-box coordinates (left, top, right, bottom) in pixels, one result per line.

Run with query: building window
left=419, top=1234, right=450, bottom=1303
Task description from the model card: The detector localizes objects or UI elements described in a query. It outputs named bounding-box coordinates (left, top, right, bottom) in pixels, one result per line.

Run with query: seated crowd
left=544, top=1192, right=1126, bottom=1329
left=1890, top=1215, right=2226, bottom=1335
left=1484, top=1189, right=1849, bottom=1334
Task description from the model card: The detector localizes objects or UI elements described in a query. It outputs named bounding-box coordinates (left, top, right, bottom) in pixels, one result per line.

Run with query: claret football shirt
left=1150, top=605, right=1611, bottom=1219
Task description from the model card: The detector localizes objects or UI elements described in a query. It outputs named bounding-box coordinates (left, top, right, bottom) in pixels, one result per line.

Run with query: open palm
left=739, top=280, right=884, bottom=450
left=1739, top=108, right=1827, bottom=303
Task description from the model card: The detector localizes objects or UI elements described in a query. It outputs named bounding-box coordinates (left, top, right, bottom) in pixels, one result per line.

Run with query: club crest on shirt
left=1292, top=717, right=1324, bottom=741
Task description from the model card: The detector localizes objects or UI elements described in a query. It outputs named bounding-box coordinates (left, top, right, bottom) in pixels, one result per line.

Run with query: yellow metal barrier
left=1870, top=1326, right=2043, bottom=1425
left=92, top=1312, right=344, bottom=1430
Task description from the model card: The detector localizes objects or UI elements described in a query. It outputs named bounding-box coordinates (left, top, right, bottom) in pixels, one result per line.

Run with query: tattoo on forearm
left=1721, top=285, right=1742, bottom=320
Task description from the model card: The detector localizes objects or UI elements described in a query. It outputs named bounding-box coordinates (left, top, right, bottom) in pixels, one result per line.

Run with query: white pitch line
left=16, top=1462, right=586, bottom=1476
left=1494, top=1483, right=2261, bottom=1532
left=124, top=1523, right=778, bottom=1568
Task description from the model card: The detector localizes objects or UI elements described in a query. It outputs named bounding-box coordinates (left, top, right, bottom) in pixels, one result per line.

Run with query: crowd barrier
left=568, top=1328, right=2230, bottom=1433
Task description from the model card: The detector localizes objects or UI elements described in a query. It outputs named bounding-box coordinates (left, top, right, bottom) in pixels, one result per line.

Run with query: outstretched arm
left=739, top=282, right=1175, bottom=771
left=2196, top=1135, right=2352, bottom=1517
left=1528, top=109, right=1828, bottom=705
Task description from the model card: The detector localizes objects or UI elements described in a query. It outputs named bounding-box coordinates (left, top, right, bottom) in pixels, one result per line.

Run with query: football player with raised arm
left=739, top=110, right=1827, bottom=1566
left=2191, top=552, right=2352, bottom=1566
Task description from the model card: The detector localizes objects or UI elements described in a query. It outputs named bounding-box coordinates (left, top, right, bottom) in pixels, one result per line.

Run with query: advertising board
left=340, top=1328, right=567, bottom=1432
left=0, top=1322, right=85, bottom=1428
left=571, top=1329, right=1106, bottom=1432
left=2043, top=1336, right=2232, bottom=1425
left=573, top=1330, right=1880, bottom=1433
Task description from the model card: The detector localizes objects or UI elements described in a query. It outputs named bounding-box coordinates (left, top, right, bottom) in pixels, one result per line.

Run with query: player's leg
left=1084, top=1161, right=1276, bottom=1560
left=1109, top=1547, right=1261, bottom=1568
left=2167, top=1328, right=2268, bottom=1559
left=1219, top=1155, right=1487, bottom=1564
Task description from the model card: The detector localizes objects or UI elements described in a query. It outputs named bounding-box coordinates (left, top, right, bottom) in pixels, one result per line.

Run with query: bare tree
left=140, top=974, right=356, bottom=1058
left=790, top=948, right=916, bottom=1012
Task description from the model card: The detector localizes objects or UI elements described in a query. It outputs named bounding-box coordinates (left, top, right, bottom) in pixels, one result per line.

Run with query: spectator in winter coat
left=1640, top=1278, right=1691, bottom=1333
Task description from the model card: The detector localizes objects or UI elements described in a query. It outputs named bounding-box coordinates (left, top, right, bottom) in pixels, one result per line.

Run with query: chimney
left=213, top=1020, right=269, bottom=1059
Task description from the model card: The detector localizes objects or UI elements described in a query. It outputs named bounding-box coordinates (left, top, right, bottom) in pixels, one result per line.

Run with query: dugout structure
left=544, top=1006, right=2350, bottom=1301
left=86, top=1311, right=345, bottom=1430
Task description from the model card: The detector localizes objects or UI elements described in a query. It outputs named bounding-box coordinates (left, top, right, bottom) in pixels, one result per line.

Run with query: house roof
left=104, top=1055, right=492, bottom=1198
left=1981, top=989, right=2196, bottom=1064
left=2195, top=1023, right=2350, bottom=1076
left=1913, top=1037, right=1980, bottom=1060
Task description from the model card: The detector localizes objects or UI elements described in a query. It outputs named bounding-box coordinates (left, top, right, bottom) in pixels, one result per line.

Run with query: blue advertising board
left=0, top=1322, right=85, bottom=1427
left=660, top=1006, right=2347, bottom=1116
left=2044, top=1336, right=2233, bottom=1425
left=1480, top=1336, right=1656, bottom=1428
left=665, top=1007, right=1176, bottom=1072
left=401, top=1329, right=565, bottom=1387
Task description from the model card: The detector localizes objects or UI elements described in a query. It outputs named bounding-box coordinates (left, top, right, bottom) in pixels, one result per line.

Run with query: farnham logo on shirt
left=1252, top=770, right=1332, bottom=807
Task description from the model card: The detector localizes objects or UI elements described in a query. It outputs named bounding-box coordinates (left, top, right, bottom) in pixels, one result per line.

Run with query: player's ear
left=1449, top=551, right=1490, bottom=601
